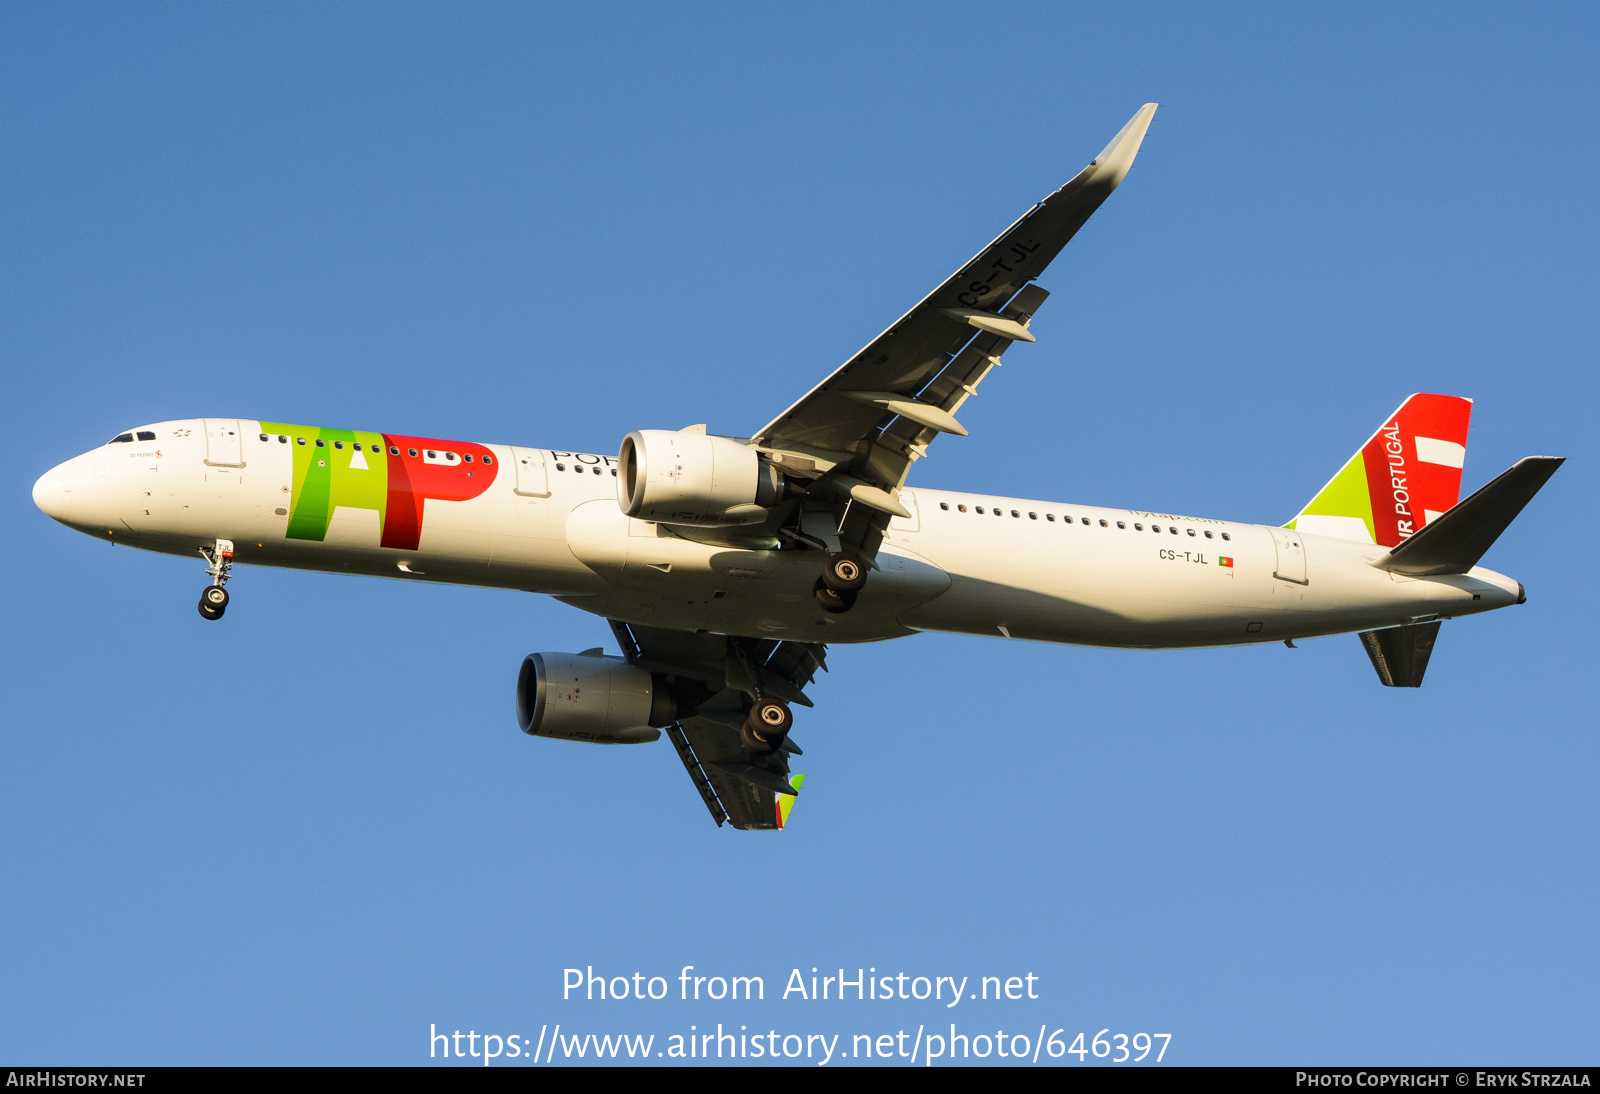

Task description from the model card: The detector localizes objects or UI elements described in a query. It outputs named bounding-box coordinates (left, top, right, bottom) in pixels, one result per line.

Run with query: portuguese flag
left=1219, top=556, right=1234, bottom=567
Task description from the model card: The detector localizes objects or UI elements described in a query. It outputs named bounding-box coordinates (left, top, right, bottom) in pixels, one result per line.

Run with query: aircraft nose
left=32, top=464, right=75, bottom=523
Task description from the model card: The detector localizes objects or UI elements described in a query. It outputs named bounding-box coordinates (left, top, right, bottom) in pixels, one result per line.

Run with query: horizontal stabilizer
left=1359, top=622, right=1441, bottom=688
left=1377, top=456, right=1564, bottom=576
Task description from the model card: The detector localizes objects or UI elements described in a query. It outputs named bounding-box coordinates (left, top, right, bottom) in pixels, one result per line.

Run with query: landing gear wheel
left=822, top=552, right=867, bottom=593
left=814, top=576, right=857, bottom=614
left=741, top=698, right=793, bottom=754
left=199, top=585, right=228, bottom=620
left=197, top=540, right=234, bottom=621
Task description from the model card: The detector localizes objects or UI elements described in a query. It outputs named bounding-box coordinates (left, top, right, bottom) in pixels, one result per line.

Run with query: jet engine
left=617, top=429, right=782, bottom=526
left=516, top=652, right=677, bottom=745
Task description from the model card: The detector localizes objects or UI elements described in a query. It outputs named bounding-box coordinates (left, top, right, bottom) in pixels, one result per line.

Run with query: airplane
left=31, top=103, right=1563, bottom=831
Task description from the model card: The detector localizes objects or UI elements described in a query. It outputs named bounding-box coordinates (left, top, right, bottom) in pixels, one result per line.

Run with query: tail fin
left=1288, top=393, right=1473, bottom=546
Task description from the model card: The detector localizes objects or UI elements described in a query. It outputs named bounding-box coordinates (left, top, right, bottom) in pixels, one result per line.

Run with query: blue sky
left=2, top=3, right=1596, bottom=1066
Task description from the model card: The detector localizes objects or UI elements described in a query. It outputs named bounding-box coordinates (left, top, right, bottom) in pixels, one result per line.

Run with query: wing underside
left=611, top=620, right=825, bottom=830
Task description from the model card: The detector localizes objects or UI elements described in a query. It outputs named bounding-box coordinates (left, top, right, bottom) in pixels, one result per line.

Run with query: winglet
left=1086, top=103, right=1158, bottom=189
left=775, top=774, right=806, bottom=829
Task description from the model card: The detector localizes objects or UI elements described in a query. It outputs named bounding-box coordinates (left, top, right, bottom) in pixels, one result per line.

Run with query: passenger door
left=510, top=447, right=550, bottom=497
left=203, top=419, right=245, bottom=467
left=1272, top=528, right=1308, bottom=585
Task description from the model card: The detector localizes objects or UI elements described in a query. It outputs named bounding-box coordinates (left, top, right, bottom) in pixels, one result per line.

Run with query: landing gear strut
left=740, top=697, right=793, bottom=755
left=197, top=539, right=234, bottom=620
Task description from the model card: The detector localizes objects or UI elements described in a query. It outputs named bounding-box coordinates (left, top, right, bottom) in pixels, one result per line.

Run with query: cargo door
left=203, top=419, right=245, bottom=467
left=510, top=447, right=550, bottom=497
left=1272, top=528, right=1308, bottom=584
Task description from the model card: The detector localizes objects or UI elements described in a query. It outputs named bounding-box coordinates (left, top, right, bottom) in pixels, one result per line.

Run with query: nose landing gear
left=197, top=539, right=234, bottom=620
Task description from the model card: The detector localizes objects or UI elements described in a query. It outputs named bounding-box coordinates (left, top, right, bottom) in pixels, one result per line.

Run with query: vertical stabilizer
left=1288, top=393, right=1473, bottom=546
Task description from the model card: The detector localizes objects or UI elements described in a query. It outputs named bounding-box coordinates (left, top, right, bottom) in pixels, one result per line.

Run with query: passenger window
left=1098, top=519, right=1108, bottom=527
left=975, top=506, right=984, bottom=514
left=555, top=464, right=565, bottom=471
left=1134, top=523, right=1143, bottom=531
left=296, top=437, right=306, bottom=446
left=1046, top=514, right=1055, bottom=521
left=1117, top=521, right=1126, bottom=529
left=110, top=433, right=133, bottom=443
left=334, top=441, right=344, bottom=450
left=259, top=434, right=269, bottom=442
left=1010, top=510, right=1019, bottom=518
left=1221, top=532, right=1231, bottom=541
left=316, top=439, right=325, bottom=448
left=408, top=448, right=418, bottom=457
left=390, top=446, right=399, bottom=455
left=426, top=450, right=437, bottom=458
left=1028, top=512, right=1037, bottom=520
left=1169, top=527, right=1178, bottom=534
left=1082, top=518, right=1091, bottom=526
left=1187, top=528, right=1196, bottom=536
left=939, top=502, right=949, bottom=510
left=958, top=505, right=967, bottom=513
left=1204, top=530, right=1213, bottom=539
left=279, top=435, right=288, bottom=443
left=483, top=455, right=493, bottom=465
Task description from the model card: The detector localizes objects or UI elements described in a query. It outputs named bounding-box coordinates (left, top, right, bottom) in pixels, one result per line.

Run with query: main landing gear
left=813, top=552, right=866, bottom=614
left=197, top=538, right=234, bottom=620
left=740, top=697, right=793, bottom=755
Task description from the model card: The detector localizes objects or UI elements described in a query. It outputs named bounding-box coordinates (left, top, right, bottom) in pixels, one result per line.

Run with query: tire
left=740, top=719, right=780, bottom=755
left=741, top=698, right=792, bottom=755
left=813, top=577, right=857, bottom=614
left=202, top=586, right=230, bottom=611
left=198, top=599, right=223, bottom=620
left=749, top=697, right=793, bottom=735
left=821, top=552, right=867, bottom=593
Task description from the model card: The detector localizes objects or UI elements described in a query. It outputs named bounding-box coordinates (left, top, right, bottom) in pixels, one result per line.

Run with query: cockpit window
left=110, top=433, right=134, bottom=443
left=136, top=431, right=156, bottom=441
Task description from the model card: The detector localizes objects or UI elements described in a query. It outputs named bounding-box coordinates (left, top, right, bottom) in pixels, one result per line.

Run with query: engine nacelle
left=617, top=429, right=781, bottom=527
left=516, top=652, right=676, bottom=745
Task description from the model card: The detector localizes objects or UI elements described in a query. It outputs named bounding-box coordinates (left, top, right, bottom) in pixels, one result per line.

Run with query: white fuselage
left=33, top=418, right=1524, bottom=646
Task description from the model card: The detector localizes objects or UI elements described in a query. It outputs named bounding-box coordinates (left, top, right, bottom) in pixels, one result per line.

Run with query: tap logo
left=260, top=422, right=498, bottom=550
